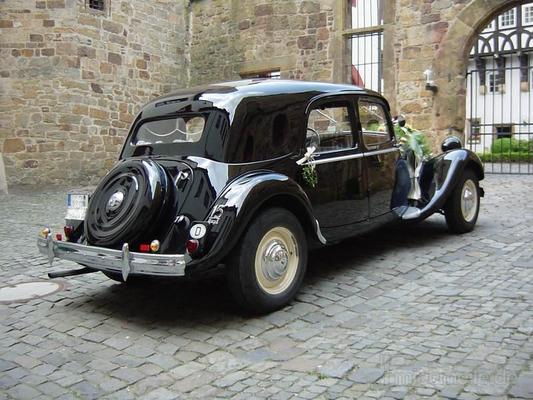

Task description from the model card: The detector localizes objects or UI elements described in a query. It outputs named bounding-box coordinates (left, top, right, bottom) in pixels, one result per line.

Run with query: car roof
left=144, top=79, right=378, bottom=111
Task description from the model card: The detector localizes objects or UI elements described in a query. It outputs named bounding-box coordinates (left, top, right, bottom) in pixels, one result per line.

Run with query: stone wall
left=387, top=0, right=519, bottom=149
left=0, top=0, right=519, bottom=185
left=0, top=0, right=188, bottom=185
left=186, top=0, right=520, bottom=152
left=188, top=0, right=341, bottom=85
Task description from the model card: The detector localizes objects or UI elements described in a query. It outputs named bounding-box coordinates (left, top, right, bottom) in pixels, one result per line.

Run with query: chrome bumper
left=37, top=234, right=188, bottom=281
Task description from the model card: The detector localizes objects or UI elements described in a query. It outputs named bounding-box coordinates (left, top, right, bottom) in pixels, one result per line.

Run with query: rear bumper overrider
left=37, top=234, right=188, bottom=281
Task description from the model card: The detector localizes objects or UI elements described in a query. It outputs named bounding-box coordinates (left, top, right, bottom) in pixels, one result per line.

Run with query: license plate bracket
left=66, top=193, right=89, bottom=221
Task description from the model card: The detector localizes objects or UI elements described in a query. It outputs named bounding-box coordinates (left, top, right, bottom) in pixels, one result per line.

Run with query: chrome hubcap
left=461, top=179, right=478, bottom=222
left=106, top=191, right=124, bottom=213
left=255, top=227, right=299, bottom=295
left=262, top=240, right=289, bottom=281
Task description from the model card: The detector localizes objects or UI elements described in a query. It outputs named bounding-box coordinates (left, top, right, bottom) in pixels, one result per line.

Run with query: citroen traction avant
left=38, top=80, right=484, bottom=313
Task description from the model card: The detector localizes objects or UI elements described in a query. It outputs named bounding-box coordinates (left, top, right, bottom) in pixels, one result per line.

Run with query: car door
left=357, top=97, right=400, bottom=219
left=303, top=96, right=368, bottom=239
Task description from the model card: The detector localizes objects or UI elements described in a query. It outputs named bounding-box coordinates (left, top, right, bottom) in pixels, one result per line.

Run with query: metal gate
left=465, top=3, right=533, bottom=174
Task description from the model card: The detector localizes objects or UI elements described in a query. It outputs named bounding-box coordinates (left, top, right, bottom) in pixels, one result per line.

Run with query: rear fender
left=401, top=149, right=484, bottom=221
left=186, top=171, right=322, bottom=273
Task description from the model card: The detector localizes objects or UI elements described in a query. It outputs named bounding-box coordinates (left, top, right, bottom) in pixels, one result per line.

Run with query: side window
left=307, top=101, right=355, bottom=153
left=359, top=100, right=391, bottom=148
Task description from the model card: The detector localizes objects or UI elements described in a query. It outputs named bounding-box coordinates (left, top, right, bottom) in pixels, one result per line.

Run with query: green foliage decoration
left=394, top=124, right=432, bottom=160
left=302, top=163, right=317, bottom=188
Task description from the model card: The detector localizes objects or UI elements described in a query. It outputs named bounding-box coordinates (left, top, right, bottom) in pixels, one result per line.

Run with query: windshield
left=134, top=115, right=206, bottom=146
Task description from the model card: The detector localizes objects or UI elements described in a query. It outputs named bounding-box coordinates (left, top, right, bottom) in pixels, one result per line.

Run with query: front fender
left=186, top=170, right=321, bottom=274
left=401, top=149, right=484, bottom=221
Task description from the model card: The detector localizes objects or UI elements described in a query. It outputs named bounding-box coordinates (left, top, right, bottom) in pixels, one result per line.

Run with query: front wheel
left=444, top=169, right=480, bottom=234
left=226, top=208, right=308, bottom=314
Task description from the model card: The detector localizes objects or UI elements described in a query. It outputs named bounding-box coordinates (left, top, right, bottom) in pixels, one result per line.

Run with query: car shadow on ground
left=70, top=218, right=452, bottom=324
left=306, top=218, right=449, bottom=278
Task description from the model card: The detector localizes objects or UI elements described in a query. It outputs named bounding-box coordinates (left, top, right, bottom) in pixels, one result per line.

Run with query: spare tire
left=85, top=158, right=171, bottom=248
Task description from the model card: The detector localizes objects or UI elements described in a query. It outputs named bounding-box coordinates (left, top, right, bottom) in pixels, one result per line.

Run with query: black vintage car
left=38, top=80, right=484, bottom=312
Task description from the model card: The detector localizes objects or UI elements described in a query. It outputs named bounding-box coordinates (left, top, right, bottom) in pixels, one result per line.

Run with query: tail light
left=186, top=239, right=199, bottom=254
left=139, top=244, right=150, bottom=252
left=64, top=225, right=74, bottom=239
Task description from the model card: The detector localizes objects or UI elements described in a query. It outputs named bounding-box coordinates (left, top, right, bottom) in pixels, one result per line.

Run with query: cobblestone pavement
left=1, top=175, right=532, bottom=400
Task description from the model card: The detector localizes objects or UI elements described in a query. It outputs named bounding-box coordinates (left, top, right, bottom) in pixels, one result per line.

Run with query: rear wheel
left=444, top=169, right=480, bottom=233
left=226, top=208, right=307, bottom=313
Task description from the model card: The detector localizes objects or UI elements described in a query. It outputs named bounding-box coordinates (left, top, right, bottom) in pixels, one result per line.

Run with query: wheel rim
left=255, top=227, right=299, bottom=295
left=461, top=179, right=478, bottom=222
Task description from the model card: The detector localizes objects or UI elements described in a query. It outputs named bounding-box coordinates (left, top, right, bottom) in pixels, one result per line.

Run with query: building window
left=499, top=8, right=516, bottom=28
left=241, top=70, right=281, bottom=79
left=87, top=0, right=105, bottom=12
left=495, top=125, right=513, bottom=139
left=488, top=73, right=501, bottom=93
left=348, top=0, right=384, bottom=93
left=524, top=5, right=533, bottom=24
left=468, top=119, right=481, bottom=144
left=351, top=0, right=383, bottom=29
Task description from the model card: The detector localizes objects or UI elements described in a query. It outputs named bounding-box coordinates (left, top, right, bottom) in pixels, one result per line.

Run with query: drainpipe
left=0, top=153, right=7, bottom=195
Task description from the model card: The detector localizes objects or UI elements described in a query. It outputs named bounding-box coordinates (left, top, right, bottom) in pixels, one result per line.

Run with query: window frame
left=345, top=0, right=385, bottom=92
left=488, top=72, right=503, bottom=93
left=499, top=8, right=516, bottom=28
left=468, top=118, right=482, bottom=144
left=305, top=95, right=360, bottom=157
left=494, top=124, right=513, bottom=139
left=240, top=70, right=281, bottom=79
left=133, top=114, right=206, bottom=146
left=356, top=96, right=395, bottom=151
left=524, top=5, right=533, bottom=24
left=85, top=0, right=109, bottom=15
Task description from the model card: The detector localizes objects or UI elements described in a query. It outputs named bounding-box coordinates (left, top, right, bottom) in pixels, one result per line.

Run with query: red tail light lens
left=186, top=239, right=199, bottom=254
left=139, top=244, right=150, bottom=252
left=64, top=225, right=74, bottom=239
left=55, top=233, right=63, bottom=241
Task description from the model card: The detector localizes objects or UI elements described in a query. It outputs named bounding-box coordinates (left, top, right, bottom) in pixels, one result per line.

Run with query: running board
left=400, top=206, right=423, bottom=220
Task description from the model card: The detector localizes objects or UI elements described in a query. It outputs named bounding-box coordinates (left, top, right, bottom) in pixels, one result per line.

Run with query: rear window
left=133, top=115, right=206, bottom=146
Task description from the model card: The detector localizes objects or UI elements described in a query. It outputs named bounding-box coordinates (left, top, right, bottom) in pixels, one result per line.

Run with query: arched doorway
left=465, top=2, right=533, bottom=174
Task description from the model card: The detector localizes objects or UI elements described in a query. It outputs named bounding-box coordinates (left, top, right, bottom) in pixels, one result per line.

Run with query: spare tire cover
left=85, top=158, right=170, bottom=247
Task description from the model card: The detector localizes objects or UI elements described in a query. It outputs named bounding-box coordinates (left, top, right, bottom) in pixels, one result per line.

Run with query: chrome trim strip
left=311, top=153, right=363, bottom=165
left=225, top=153, right=293, bottom=166
left=365, top=148, right=399, bottom=157
left=121, top=243, right=131, bottom=281
left=315, top=220, right=327, bottom=244
left=305, top=147, right=399, bottom=166
left=47, top=233, right=55, bottom=265
left=37, top=235, right=188, bottom=278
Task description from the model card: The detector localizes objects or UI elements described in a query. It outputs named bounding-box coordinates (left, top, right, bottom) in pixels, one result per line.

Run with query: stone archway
left=431, top=0, right=527, bottom=144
